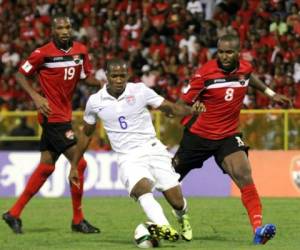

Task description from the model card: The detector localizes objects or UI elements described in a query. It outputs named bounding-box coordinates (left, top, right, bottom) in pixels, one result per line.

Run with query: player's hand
left=165, top=112, right=175, bottom=118
left=33, top=94, right=52, bottom=117
left=272, top=94, right=293, bottom=107
left=69, top=166, right=80, bottom=189
left=192, top=101, right=206, bottom=115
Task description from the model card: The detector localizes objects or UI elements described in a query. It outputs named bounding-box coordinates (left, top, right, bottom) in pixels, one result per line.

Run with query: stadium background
left=1, top=0, right=300, bottom=198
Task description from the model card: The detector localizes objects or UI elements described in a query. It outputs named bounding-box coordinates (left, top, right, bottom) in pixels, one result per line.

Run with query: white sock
left=138, top=193, right=169, bottom=225
left=174, top=198, right=188, bottom=218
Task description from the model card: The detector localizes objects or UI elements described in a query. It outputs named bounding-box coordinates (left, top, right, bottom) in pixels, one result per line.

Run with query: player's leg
left=163, top=186, right=192, bottom=241
left=172, top=130, right=211, bottom=181
left=222, top=151, right=263, bottom=229
left=63, top=145, right=100, bottom=234
left=147, top=140, right=192, bottom=241
left=131, top=178, right=170, bottom=226
left=130, top=178, right=179, bottom=242
left=3, top=150, right=57, bottom=234
left=218, top=135, right=276, bottom=244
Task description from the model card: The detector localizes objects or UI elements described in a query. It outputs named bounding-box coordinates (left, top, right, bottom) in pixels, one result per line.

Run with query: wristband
left=264, top=87, right=276, bottom=98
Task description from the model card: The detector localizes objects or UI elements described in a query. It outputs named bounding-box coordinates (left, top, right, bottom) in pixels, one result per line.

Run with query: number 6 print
left=118, top=116, right=128, bottom=129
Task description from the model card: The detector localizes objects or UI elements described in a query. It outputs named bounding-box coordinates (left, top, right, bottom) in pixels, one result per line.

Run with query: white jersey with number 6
left=84, top=82, right=164, bottom=154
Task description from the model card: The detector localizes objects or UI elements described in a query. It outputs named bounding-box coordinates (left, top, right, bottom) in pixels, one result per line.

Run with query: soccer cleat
left=172, top=210, right=192, bottom=241
left=253, top=224, right=276, bottom=244
left=2, top=212, right=23, bottom=234
left=147, top=223, right=179, bottom=242
left=71, top=219, right=100, bottom=234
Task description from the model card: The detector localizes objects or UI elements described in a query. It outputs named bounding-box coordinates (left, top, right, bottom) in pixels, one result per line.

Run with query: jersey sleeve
left=18, top=49, right=44, bottom=76
left=83, top=96, right=97, bottom=125
left=141, top=83, right=164, bottom=108
left=180, top=72, right=205, bottom=104
left=80, top=47, right=92, bottom=79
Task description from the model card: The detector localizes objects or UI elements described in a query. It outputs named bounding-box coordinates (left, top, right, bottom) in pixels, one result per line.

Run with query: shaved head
left=217, top=34, right=240, bottom=51
left=51, top=13, right=70, bottom=28
left=106, top=58, right=128, bottom=73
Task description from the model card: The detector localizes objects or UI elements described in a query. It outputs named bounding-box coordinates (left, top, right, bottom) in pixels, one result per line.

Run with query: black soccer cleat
left=71, top=219, right=100, bottom=234
left=2, top=212, right=23, bottom=234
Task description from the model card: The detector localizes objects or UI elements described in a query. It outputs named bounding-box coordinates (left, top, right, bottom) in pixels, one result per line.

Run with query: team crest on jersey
left=290, top=156, right=300, bottom=192
left=126, top=95, right=136, bottom=105
left=239, top=76, right=246, bottom=85
left=73, top=55, right=81, bottom=64
left=65, top=130, right=75, bottom=140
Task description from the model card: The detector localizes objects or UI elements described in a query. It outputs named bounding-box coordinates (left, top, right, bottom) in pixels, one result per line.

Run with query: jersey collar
left=52, top=40, right=73, bottom=53
left=102, top=84, right=130, bottom=100
left=217, top=59, right=239, bottom=74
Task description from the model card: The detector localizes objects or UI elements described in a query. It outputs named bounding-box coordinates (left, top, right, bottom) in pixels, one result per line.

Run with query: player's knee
left=130, top=178, right=153, bottom=199
left=233, top=166, right=253, bottom=185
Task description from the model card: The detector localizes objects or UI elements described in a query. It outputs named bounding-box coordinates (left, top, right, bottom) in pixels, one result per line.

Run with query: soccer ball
left=134, top=223, right=160, bottom=248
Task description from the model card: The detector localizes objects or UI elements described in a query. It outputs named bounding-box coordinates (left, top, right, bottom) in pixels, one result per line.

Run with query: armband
left=264, top=87, right=276, bottom=98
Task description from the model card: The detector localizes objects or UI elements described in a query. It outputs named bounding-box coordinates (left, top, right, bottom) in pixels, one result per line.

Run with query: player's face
left=107, top=64, right=129, bottom=96
left=217, top=40, right=239, bottom=71
left=52, top=18, right=72, bottom=44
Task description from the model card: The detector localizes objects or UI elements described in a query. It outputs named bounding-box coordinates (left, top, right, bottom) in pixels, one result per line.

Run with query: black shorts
left=40, top=122, right=77, bottom=154
left=173, top=129, right=249, bottom=179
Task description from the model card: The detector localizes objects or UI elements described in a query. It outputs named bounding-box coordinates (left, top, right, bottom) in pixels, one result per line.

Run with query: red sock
left=9, top=163, right=55, bottom=218
left=70, top=157, right=87, bottom=224
left=240, top=183, right=262, bottom=233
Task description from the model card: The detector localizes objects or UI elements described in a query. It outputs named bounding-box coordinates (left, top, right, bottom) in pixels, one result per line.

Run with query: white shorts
left=117, top=139, right=180, bottom=195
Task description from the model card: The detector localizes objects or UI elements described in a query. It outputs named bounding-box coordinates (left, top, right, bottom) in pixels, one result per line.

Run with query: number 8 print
left=224, top=88, right=234, bottom=101
left=118, top=116, right=128, bottom=129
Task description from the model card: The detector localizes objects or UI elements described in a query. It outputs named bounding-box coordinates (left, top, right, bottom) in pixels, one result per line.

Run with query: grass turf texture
left=0, top=197, right=299, bottom=250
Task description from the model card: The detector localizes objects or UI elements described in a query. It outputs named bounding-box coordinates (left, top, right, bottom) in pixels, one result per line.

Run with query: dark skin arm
left=249, top=74, right=292, bottom=106
left=84, top=75, right=104, bottom=87
left=68, top=122, right=96, bottom=187
left=16, top=72, right=103, bottom=116
left=15, top=72, right=51, bottom=117
left=158, top=99, right=206, bottom=117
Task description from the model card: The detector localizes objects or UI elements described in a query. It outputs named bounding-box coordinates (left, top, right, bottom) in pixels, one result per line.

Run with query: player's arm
left=158, top=99, right=206, bottom=117
left=15, top=72, right=51, bottom=117
left=69, top=121, right=96, bottom=188
left=249, top=74, right=292, bottom=106
left=84, top=75, right=104, bottom=87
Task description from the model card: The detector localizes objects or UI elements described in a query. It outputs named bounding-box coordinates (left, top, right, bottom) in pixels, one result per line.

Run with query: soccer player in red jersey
left=173, top=34, right=292, bottom=244
left=2, top=14, right=100, bottom=234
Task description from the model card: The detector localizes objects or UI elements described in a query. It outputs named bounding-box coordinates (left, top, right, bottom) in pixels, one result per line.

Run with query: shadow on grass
left=101, top=239, right=177, bottom=248
left=194, top=235, right=246, bottom=244
left=25, top=228, right=57, bottom=233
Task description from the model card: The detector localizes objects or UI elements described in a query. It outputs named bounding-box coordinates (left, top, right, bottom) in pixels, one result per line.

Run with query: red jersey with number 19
left=181, top=59, right=253, bottom=140
left=19, top=41, right=92, bottom=124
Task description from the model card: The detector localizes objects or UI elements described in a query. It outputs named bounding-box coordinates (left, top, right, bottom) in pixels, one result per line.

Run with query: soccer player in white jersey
left=69, top=58, right=205, bottom=242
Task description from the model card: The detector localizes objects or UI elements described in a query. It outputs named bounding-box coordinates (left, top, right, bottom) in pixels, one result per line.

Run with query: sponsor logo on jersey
left=53, top=56, right=64, bottom=61
left=214, top=78, right=226, bottom=83
left=65, top=130, right=75, bottom=140
left=239, top=76, right=246, bottom=85
left=291, top=156, right=300, bottom=192
left=126, top=95, right=136, bottom=105
left=73, top=55, right=81, bottom=64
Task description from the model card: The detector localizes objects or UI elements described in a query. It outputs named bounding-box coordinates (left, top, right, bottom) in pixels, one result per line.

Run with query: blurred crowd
left=1, top=0, right=300, bottom=112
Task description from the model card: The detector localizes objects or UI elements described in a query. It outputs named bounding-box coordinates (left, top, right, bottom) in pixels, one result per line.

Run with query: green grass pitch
left=0, top=197, right=299, bottom=250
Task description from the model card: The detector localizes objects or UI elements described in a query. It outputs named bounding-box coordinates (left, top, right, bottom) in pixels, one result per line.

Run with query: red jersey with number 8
left=181, top=59, right=252, bottom=140
left=18, top=41, right=92, bottom=123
